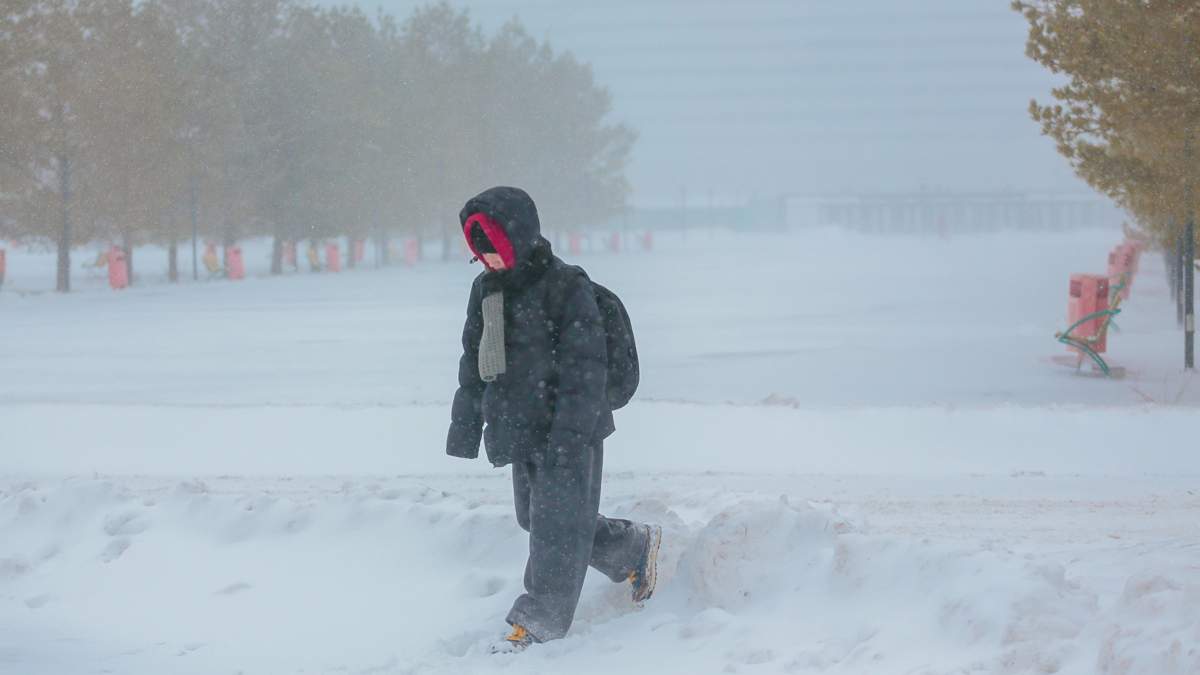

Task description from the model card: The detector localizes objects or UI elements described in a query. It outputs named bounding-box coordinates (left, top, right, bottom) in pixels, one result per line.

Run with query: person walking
left=446, top=186, right=662, bottom=653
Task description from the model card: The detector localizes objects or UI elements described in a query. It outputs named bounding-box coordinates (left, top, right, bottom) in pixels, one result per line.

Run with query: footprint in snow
left=103, top=511, right=149, bottom=537
left=0, top=557, right=31, bottom=579
left=214, top=582, right=253, bottom=596
left=177, top=642, right=205, bottom=656
left=100, top=537, right=131, bottom=563
left=24, top=593, right=53, bottom=609
left=728, top=646, right=776, bottom=666
left=17, top=496, right=40, bottom=517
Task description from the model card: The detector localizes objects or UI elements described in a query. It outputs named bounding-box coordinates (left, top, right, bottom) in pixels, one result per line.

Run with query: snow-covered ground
left=2, top=227, right=1198, bottom=674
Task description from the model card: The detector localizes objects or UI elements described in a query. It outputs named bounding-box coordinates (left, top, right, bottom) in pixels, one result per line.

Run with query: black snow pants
left=505, top=441, right=648, bottom=642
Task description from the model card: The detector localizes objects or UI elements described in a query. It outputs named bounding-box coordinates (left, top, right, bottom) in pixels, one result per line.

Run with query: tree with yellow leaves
left=1014, top=0, right=1199, bottom=366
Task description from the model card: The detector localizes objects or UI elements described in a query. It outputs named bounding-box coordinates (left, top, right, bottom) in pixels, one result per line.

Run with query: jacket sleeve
left=446, top=278, right=485, bottom=459
left=547, top=274, right=608, bottom=461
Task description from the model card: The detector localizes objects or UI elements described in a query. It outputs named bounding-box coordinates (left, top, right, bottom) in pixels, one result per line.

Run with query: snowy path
left=2, top=228, right=1199, bottom=673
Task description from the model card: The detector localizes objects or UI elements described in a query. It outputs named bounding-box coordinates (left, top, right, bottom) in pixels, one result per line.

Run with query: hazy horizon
left=355, top=0, right=1086, bottom=206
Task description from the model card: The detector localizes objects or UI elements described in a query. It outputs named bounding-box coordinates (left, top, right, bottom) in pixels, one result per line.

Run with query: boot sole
left=634, top=524, right=663, bottom=603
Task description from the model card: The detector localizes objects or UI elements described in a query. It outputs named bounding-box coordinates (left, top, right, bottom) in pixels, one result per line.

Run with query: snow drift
left=3, top=478, right=1196, bottom=675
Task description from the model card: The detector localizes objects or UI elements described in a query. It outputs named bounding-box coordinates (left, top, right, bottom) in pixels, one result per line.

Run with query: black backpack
left=592, top=281, right=640, bottom=409
left=553, top=267, right=640, bottom=410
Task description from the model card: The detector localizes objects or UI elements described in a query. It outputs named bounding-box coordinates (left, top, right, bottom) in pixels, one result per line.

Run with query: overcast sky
left=356, top=0, right=1086, bottom=206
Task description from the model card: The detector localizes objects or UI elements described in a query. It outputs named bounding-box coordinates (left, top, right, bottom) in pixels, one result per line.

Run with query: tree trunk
left=346, top=236, right=356, bottom=269
left=168, top=240, right=179, bottom=283
left=270, top=235, right=283, bottom=275
left=222, top=229, right=235, bottom=270
left=378, top=230, right=390, bottom=267
left=1167, top=247, right=1179, bottom=302
left=123, top=240, right=134, bottom=286
left=190, top=173, right=199, bottom=281
left=56, top=153, right=71, bottom=293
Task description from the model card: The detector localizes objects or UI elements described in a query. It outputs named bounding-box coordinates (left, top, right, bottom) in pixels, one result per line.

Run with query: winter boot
left=630, top=523, right=663, bottom=604
left=489, top=624, right=535, bottom=654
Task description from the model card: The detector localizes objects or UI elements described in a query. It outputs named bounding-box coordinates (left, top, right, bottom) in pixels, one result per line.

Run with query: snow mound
left=678, top=497, right=852, bottom=611
left=651, top=499, right=1100, bottom=673
left=3, top=480, right=1195, bottom=675
left=1097, top=572, right=1200, bottom=675
left=427, top=498, right=1115, bottom=675
left=0, top=477, right=529, bottom=674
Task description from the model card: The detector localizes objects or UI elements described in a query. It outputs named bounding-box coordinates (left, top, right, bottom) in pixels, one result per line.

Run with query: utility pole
left=1178, top=228, right=1186, bottom=328
left=1184, top=129, right=1194, bottom=367
left=1186, top=218, right=1195, bottom=369
left=1168, top=236, right=1179, bottom=304
left=57, top=153, right=71, bottom=293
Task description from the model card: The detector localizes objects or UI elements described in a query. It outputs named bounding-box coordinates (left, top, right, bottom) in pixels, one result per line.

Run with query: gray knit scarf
left=478, top=291, right=506, bottom=381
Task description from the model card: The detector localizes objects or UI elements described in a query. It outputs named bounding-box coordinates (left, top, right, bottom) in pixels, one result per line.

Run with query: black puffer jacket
left=446, top=187, right=616, bottom=467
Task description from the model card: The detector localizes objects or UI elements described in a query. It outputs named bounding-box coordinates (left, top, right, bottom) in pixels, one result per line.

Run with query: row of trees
left=0, top=0, right=635, bottom=290
left=1014, top=0, right=1199, bottom=366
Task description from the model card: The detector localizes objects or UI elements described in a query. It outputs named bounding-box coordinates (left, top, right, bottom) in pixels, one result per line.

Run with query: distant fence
left=784, top=191, right=1125, bottom=233
left=586, top=191, right=1125, bottom=235
left=592, top=199, right=786, bottom=233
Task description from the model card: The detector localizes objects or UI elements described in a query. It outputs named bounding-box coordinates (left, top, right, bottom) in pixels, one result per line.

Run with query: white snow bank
left=3, top=479, right=1195, bottom=675
left=0, top=477, right=525, bottom=674
left=656, top=498, right=1101, bottom=674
